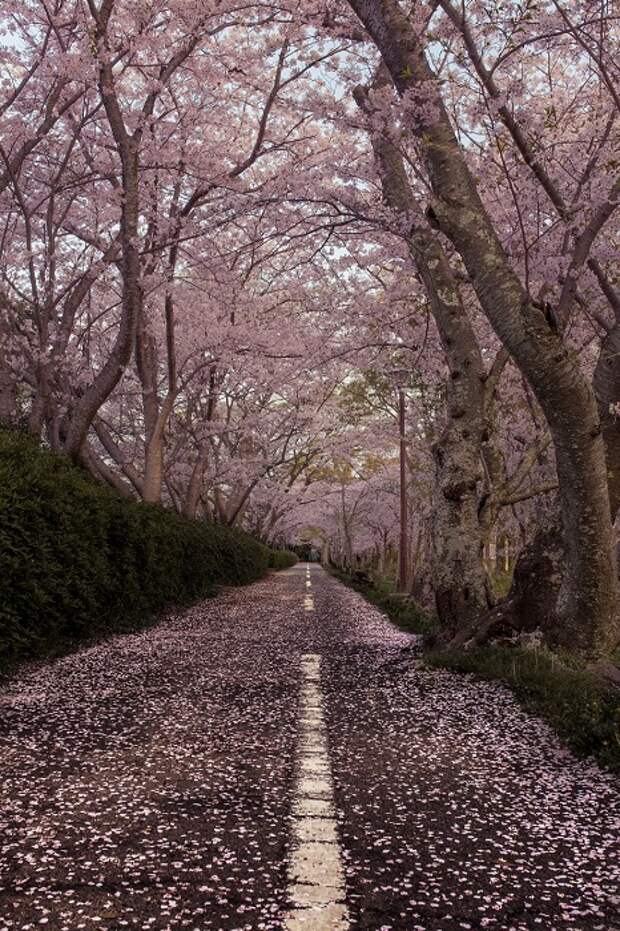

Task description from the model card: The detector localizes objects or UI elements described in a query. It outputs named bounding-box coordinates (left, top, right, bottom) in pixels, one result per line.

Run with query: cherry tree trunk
left=184, top=447, right=210, bottom=519
left=142, top=436, right=165, bottom=505
left=354, top=76, right=489, bottom=634
left=135, top=311, right=176, bottom=506
left=347, top=0, right=619, bottom=656
left=63, top=146, right=140, bottom=460
left=449, top=526, right=564, bottom=650
left=415, top=233, right=491, bottom=632
left=593, top=322, right=620, bottom=522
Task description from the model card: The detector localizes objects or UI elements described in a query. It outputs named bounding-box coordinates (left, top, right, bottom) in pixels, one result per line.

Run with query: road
left=1, top=564, right=618, bottom=931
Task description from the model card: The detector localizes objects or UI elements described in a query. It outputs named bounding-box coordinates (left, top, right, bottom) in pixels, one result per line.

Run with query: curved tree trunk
left=80, top=442, right=137, bottom=500
left=449, top=525, right=565, bottom=650
left=593, top=321, right=620, bottom=522
left=63, top=8, right=144, bottom=462
left=355, top=73, right=490, bottom=634
left=347, top=0, right=619, bottom=657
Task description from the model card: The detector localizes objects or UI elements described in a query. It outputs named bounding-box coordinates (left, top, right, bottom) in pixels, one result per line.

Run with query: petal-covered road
left=0, top=565, right=618, bottom=930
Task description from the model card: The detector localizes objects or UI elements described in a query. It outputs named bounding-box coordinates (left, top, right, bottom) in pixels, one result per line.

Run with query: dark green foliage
left=426, top=646, right=620, bottom=772
left=269, top=549, right=298, bottom=570
left=329, top=566, right=437, bottom=636
left=0, top=428, right=270, bottom=666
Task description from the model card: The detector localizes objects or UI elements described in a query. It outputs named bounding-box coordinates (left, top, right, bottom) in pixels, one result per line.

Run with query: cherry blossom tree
left=335, top=0, right=619, bottom=655
left=1, top=0, right=618, bottom=659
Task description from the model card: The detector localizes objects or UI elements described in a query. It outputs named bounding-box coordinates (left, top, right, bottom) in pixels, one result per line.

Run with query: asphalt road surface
left=1, top=564, right=618, bottom=931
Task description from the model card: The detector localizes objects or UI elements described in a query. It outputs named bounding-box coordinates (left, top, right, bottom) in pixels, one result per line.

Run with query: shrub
left=0, top=428, right=270, bottom=665
left=269, top=549, right=298, bottom=570
left=425, top=646, right=620, bottom=772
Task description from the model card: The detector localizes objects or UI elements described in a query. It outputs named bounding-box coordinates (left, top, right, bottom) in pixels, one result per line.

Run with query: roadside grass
left=426, top=646, right=620, bottom=773
left=329, top=566, right=620, bottom=773
left=327, top=566, right=437, bottom=636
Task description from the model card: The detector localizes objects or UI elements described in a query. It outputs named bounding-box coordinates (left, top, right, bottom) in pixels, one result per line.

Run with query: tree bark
left=593, top=320, right=620, bottom=522
left=449, top=526, right=564, bottom=650
left=80, top=442, right=137, bottom=499
left=355, top=73, right=490, bottom=634
left=184, top=446, right=210, bottom=518
left=347, top=0, right=619, bottom=656
left=64, top=6, right=145, bottom=460
left=134, top=305, right=177, bottom=505
left=63, top=146, right=140, bottom=458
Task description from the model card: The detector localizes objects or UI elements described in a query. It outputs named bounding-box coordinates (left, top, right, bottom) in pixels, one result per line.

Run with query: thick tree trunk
left=419, top=234, right=491, bottom=630
left=449, top=526, right=564, bottom=650
left=347, top=0, right=619, bottom=656
left=593, top=321, right=620, bottom=522
left=423, top=233, right=490, bottom=630
left=355, top=74, right=490, bottom=634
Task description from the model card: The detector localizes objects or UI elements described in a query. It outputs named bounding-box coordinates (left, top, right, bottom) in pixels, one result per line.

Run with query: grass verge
left=426, top=646, right=620, bottom=773
left=329, top=566, right=619, bottom=773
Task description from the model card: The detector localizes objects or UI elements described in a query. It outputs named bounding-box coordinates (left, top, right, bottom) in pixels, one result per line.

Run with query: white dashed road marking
left=304, top=565, right=314, bottom=610
left=284, top=654, right=349, bottom=930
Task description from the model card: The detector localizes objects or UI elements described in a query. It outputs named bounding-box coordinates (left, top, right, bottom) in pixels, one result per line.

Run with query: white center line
left=284, top=654, right=349, bottom=930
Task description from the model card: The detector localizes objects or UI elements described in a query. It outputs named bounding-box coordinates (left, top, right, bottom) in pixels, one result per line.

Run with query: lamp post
left=389, top=369, right=409, bottom=593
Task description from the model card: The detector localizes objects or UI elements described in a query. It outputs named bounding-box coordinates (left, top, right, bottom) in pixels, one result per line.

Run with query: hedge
left=0, top=428, right=270, bottom=664
left=269, top=549, right=298, bottom=570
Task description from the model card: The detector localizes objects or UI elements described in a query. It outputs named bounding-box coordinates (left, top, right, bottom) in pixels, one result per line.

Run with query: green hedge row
left=0, top=428, right=270, bottom=663
left=269, top=549, right=298, bottom=570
